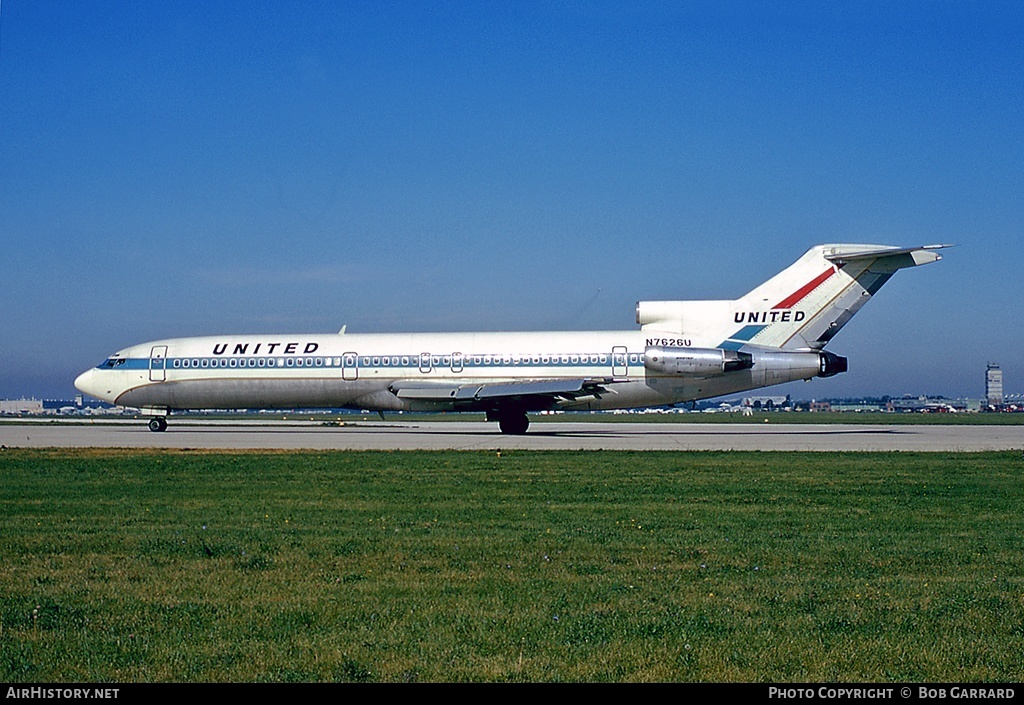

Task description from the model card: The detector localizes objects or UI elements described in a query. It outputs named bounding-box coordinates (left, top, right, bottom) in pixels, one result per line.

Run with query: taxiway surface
left=1, top=419, right=1020, bottom=451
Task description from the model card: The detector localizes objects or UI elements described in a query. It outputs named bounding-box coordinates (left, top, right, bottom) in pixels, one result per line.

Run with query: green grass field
left=2, top=449, right=1022, bottom=682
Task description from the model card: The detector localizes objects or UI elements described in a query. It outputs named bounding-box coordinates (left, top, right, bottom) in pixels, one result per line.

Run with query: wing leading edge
left=389, top=377, right=618, bottom=407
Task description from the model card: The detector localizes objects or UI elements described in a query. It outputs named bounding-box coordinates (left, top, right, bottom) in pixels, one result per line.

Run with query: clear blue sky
left=1, top=1, right=1021, bottom=401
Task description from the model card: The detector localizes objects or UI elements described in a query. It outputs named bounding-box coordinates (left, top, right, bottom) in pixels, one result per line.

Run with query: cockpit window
left=102, top=357, right=127, bottom=368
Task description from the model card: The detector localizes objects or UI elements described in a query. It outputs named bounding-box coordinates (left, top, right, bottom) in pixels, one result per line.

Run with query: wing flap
left=390, top=378, right=617, bottom=403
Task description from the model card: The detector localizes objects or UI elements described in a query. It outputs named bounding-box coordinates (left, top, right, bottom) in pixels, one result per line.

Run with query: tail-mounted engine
left=818, top=350, right=848, bottom=378
left=645, top=346, right=754, bottom=376
left=645, top=345, right=848, bottom=381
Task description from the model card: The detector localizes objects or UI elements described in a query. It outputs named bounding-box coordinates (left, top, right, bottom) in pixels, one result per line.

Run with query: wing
left=389, top=377, right=619, bottom=410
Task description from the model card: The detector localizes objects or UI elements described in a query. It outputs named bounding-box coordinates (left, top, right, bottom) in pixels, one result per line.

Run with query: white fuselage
left=73, top=329, right=823, bottom=414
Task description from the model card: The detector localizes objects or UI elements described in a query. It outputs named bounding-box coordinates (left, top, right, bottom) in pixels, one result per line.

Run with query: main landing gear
left=489, top=409, right=530, bottom=435
left=147, top=417, right=168, bottom=433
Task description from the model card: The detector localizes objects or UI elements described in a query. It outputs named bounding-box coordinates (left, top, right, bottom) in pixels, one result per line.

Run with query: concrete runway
left=1, top=419, right=1021, bottom=451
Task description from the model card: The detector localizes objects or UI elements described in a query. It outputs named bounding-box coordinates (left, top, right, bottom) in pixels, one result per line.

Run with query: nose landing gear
left=147, top=417, right=168, bottom=433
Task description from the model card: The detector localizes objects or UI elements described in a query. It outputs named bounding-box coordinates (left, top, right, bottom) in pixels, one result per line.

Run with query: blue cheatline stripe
left=732, top=325, right=768, bottom=341
left=96, top=359, right=150, bottom=371
left=719, top=324, right=767, bottom=350
left=97, top=352, right=649, bottom=372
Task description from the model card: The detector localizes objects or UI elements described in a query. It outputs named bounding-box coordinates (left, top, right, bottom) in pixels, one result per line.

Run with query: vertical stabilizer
left=724, top=244, right=946, bottom=350
left=637, top=244, right=947, bottom=351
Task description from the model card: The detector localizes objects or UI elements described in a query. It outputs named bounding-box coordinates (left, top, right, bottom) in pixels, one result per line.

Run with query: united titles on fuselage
left=212, top=342, right=320, bottom=356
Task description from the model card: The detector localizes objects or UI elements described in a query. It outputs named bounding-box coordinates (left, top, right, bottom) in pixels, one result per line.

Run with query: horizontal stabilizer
left=823, top=244, right=952, bottom=267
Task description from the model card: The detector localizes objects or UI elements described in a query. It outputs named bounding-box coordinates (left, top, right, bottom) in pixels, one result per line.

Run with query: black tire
left=497, top=413, right=529, bottom=435
left=148, top=417, right=167, bottom=432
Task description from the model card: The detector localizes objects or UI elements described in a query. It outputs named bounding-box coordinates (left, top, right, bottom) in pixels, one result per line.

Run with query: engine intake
left=645, top=346, right=754, bottom=376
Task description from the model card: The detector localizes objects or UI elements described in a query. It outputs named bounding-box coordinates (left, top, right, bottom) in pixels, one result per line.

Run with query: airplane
left=74, top=243, right=947, bottom=434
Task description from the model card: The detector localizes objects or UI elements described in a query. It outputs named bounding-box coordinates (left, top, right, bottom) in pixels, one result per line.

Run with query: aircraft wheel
left=148, top=417, right=168, bottom=433
left=498, top=412, right=529, bottom=435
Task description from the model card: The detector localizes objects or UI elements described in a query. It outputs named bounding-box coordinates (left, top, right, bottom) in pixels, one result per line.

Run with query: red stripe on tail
left=774, top=267, right=835, bottom=309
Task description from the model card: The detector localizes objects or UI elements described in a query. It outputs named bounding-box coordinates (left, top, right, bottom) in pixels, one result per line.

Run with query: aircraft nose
left=75, top=368, right=110, bottom=402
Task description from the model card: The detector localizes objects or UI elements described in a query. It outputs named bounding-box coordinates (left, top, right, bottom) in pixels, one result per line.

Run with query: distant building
left=742, top=395, right=791, bottom=410
left=986, top=363, right=1004, bottom=408
left=886, top=396, right=969, bottom=413
left=0, top=399, right=44, bottom=414
left=829, top=401, right=886, bottom=412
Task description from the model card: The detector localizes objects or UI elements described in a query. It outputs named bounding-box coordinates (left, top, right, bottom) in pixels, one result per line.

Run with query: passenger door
left=342, top=352, right=359, bottom=381
left=149, top=345, right=168, bottom=382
